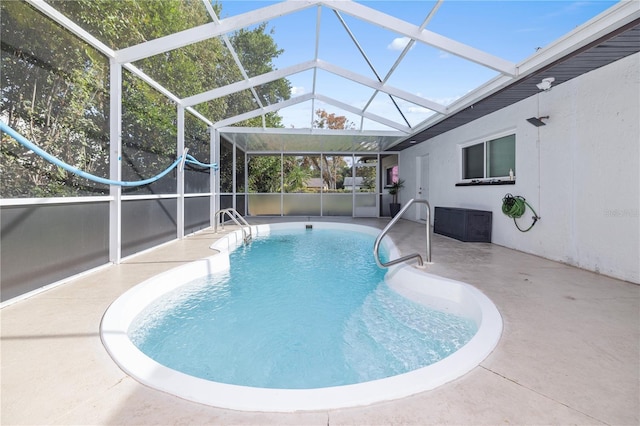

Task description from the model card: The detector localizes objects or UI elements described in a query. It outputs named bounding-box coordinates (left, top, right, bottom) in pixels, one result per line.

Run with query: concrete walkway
left=1, top=217, right=638, bottom=425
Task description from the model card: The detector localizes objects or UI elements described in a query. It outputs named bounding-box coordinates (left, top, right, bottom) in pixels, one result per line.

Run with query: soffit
left=392, top=18, right=640, bottom=150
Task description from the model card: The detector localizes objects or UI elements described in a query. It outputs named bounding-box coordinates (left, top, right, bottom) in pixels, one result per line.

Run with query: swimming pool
left=101, top=222, right=502, bottom=411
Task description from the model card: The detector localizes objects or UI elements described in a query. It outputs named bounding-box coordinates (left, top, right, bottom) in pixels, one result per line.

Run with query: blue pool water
left=129, top=228, right=477, bottom=389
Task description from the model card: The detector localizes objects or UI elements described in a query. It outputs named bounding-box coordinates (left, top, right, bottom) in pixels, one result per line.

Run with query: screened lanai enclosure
left=2, top=0, right=639, bottom=302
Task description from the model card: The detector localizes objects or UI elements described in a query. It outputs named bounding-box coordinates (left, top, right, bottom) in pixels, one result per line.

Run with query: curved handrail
left=214, top=208, right=252, bottom=243
left=374, top=198, right=431, bottom=268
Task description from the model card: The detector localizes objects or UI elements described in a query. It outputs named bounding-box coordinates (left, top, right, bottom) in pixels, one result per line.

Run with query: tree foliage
left=0, top=0, right=290, bottom=197
left=313, top=108, right=355, bottom=130
left=244, top=109, right=360, bottom=194
left=312, top=109, right=352, bottom=190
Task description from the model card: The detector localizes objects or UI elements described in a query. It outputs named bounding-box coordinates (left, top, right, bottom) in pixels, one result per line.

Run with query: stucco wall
left=400, top=52, right=639, bottom=283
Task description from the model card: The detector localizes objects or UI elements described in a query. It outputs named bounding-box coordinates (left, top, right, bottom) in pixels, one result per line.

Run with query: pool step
left=342, top=284, right=473, bottom=382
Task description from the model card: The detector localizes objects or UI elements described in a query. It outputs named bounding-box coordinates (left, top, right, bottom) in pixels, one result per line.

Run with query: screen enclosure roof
left=30, top=0, right=640, bottom=153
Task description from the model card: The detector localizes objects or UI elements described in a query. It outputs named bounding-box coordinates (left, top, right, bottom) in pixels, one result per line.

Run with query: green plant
left=388, top=179, right=405, bottom=204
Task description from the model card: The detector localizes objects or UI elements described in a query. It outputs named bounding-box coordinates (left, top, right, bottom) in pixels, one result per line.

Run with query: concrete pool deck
left=1, top=217, right=638, bottom=425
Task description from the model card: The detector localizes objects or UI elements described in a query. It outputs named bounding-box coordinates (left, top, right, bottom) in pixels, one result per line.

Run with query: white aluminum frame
left=12, top=0, right=640, bottom=265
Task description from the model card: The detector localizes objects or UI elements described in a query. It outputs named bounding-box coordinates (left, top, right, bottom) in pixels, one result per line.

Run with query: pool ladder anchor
left=214, top=208, right=252, bottom=244
left=374, top=198, right=432, bottom=268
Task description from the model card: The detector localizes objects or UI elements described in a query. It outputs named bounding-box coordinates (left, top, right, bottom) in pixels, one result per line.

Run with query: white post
left=231, top=137, right=236, bottom=211
left=177, top=106, right=185, bottom=239
left=211, top=128, right=219, bottom=226
left=109, top=59, right=122, bottom=264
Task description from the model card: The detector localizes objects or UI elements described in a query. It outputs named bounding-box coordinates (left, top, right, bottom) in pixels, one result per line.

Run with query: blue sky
left=217, top=1, right=618, bottom=130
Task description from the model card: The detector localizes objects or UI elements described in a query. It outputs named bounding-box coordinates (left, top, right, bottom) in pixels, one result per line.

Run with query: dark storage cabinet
left=434, top=207, right=492, bottom=242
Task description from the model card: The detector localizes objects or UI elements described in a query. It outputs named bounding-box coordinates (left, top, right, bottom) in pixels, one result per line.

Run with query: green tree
left=283, top=156, right=315, bottom=193
left=1, top=0, right=110, bottom=196
left=247, top=155, right=281, bottom=193
left=311, top=109, right=353, bottom=191
left=1, top=0, right=291, bottom=197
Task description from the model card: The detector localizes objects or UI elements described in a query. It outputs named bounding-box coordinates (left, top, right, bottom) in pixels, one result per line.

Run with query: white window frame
left=458, top=129, right=516, bottom=182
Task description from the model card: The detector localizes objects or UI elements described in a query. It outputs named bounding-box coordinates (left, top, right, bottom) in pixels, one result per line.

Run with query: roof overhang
left=392, top=1, right=640, bottom=150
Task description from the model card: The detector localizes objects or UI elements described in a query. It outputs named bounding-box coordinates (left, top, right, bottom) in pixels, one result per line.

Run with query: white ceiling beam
left=28, top=1, right=219, bottom=130
left=320, top=0, right=516, bottom=76
left=212, top=93, right=314, bottom=129
left=185, top=107, right=214, bottom=127
left=212, top=91, right=412, bottom=133
left=316, top=60, right=447, bottom=114
left=201, top=0, right=265, bottom=113
left=184, top=57, right=447, bottom=116
left=183, top=58, right=446, bottom=116
left=217, top=126, right=403, bottom=137
left=311, top=5, right=323, bottom=129
left=115, top=0, right=319, bottom=64
left=363, top=0, right=443, bottom=113
left=332, top=9, right=411, bottom=128
left=182, top=60, right=317, bottom=107
left=123, top=64, right=182, bottom=105
left=314, top=94, right=411, bottom=133
left=26, top=0, right=115, bottom=58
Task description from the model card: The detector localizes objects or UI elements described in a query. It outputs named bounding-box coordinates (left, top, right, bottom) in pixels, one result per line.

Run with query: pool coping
left=100, top=222, right=503, bottom=412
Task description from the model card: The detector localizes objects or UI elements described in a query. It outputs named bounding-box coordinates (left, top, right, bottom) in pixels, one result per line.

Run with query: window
left=461, top=133, right=515, bottom=180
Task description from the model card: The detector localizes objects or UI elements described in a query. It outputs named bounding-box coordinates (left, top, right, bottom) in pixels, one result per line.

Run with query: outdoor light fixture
left=526, top=116, right=549, bottom=127
left=536, top=77, right=555, bottom=91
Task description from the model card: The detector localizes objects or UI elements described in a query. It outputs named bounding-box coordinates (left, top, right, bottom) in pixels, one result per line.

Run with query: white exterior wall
left=400, top=52, right=639, bottom=283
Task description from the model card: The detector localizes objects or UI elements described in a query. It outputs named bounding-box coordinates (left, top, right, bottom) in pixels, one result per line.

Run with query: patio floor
left=1, top=217, right=638, bottom=425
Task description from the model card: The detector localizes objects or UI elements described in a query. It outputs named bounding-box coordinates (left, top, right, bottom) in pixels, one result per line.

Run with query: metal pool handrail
left=374, top=198, right=431, bottom=268
left=214, top=208, right=252, bottom=243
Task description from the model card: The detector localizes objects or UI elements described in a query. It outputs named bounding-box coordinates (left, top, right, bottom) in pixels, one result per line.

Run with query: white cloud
left=406, top=106, right=431, bottom=114
left=438, top=50, right=452, bottom=59
left=387, top=37, right=413, bottom=51
left=290, top=86, right=305, bottom=96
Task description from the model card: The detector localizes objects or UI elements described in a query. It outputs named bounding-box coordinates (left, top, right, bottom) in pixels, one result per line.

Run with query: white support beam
left=29, top=0, right=218, bottom=133
left=312, top=5, right=322, bottom=129
left=26, top=0, right=115, bottom=58
left=186, top=107, right=214, bottom=127
left=185, top=57, right=446, bottom=121
left=363, top=0, right=443, bottom=113
left=115, top=0, right=319, bottom=64
left=212, top=93, right=314, bottom=129
left=176, top=106, right=185, bottom=239
left=321, top=0, right=517, bottom=76
left=314, top=94, right=411, bottom=133
left=123, top=64, right=183, bottom=105
left=211, top=128, right=219, bottom=226
left=201, top=0, right=266, bottom=115
left=123, top=66, right=215, bottom=129
left=108, top=60, right=122, bottom=264
left=316, top=60, right=448, bottom=114
left=182, top=61, right=317, bottom=107
left=216, top=126, right=403, bottom=138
